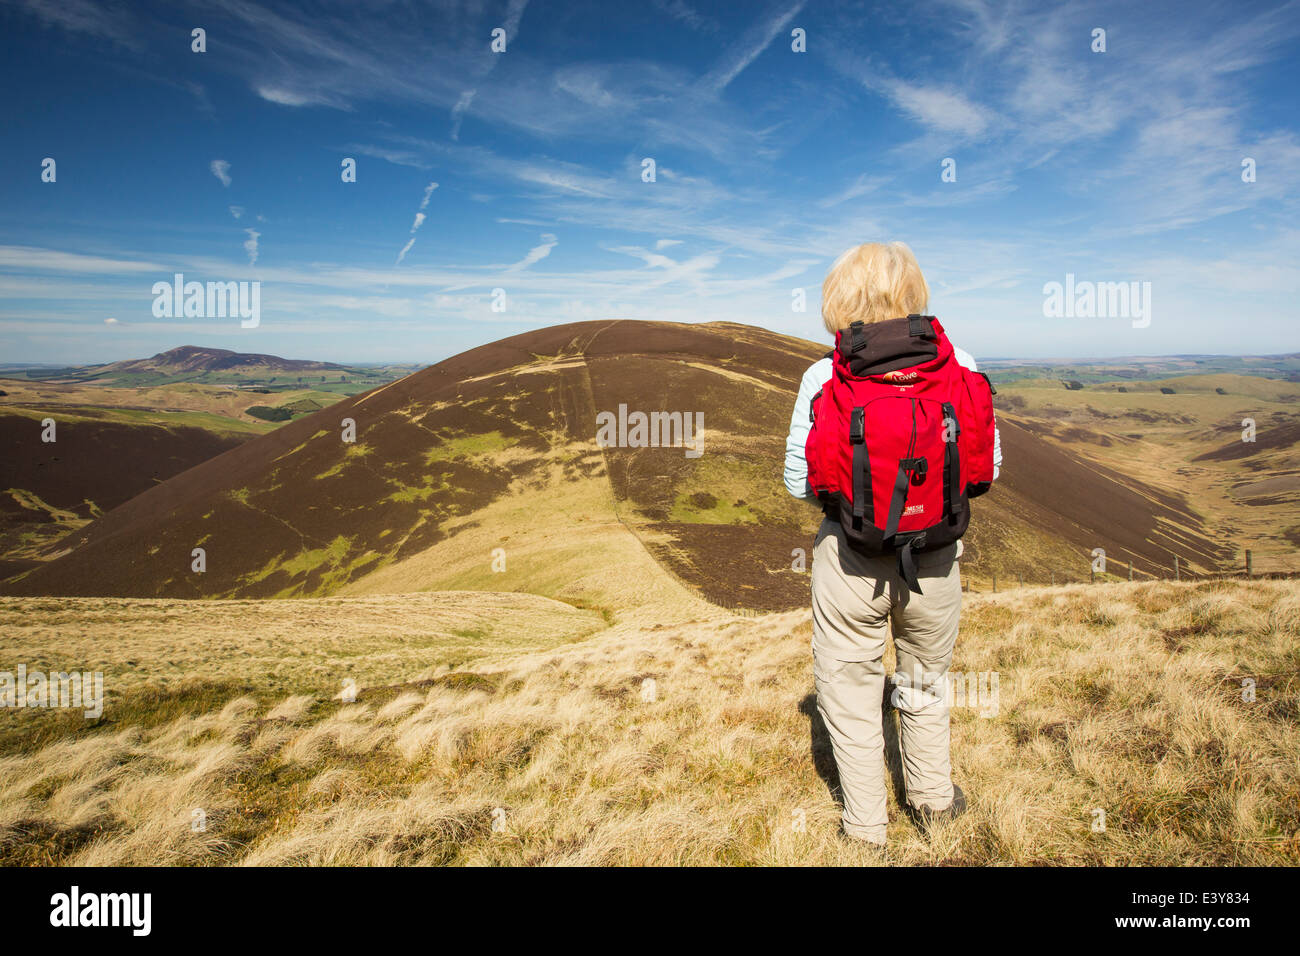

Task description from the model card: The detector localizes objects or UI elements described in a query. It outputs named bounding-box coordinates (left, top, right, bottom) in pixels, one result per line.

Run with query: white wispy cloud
left=395, top=237, right=417, bottom=266
left=608, top=245, right=676, bottom=269
left=450, top=89, right=476, bottom=140
left=447, top=0, right=529, bottom=136
left=203, top=0, right=763, bottom=161
left=344, top=143, right=434, bottom=169
left=883, top=80, right=996, bottom=137
left=210, top=159, right=231, bottom=187
left=243, top=228, right=260, bottom=266
left=13, top=0, right=141, bottom=49
left=501, top=0, right=531, bottom=41
left=507, top=233, right=558, bottom=272
left=439, top=232, right=559, bottom=290
left=554, top=68, right=618, bottom=109
left=651, top=0, right=719, bottom=33
left=256, top=85, right=351, bottom=109
left=698, top=1, right=806, bottom=94
left=395, top=181, right=440, bottom=265
left=0, top=246, right=166, bottom=274
left=817, top=174, right=888, bottom=209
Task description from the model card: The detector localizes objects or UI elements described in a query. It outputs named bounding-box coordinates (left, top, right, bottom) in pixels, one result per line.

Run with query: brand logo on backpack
left=883, top=369, right=919, bottom=383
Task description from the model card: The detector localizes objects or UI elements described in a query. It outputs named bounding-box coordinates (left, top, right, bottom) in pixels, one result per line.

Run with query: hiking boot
left=911, top=784, right=967, bottom=829
left=837, top=826, right=887, bottom=861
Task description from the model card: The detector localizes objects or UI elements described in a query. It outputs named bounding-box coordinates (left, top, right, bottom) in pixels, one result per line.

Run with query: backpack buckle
left=907, top=314, right=934, bottom=339
left=849, top=407, right=865, bottom=443
left=847, top=320, right=868, bottom=353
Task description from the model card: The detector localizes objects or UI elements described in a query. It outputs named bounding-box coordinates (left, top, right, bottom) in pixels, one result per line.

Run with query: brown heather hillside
left=0, top=410, right=249, bottom=580
left=0, top=320, right=1230, bottom=609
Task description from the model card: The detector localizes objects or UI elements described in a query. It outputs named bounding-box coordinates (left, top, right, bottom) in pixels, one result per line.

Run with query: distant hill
left=0, top=320, right=1232, bottom=609
left=984, top=353, right=1300, bottom=385
left=100, top=345, right=348, bottom=378
left=6, top=346, right=421, bottom=392
left=0, top=346, right=423, bottom=575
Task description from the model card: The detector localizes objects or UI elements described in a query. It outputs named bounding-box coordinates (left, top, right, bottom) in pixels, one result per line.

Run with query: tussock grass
left=1, top=579, right=1296, bottom=866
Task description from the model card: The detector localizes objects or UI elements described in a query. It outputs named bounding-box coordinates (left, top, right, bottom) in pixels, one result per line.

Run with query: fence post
left=1129, top=561, right=1133, bottom=581
left=1246, top=549, right=1252, bottom=578
left=992, top=573, right=997, bottom=593
left=1174, top=556, right=1180, bottom=581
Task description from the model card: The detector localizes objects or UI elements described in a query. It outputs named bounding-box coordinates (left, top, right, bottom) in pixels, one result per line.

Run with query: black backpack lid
left=837, top=314, right=939, bottom=376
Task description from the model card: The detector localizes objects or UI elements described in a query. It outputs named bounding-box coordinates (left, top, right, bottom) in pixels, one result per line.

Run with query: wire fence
left=707, top=550, right=1300, bottom=615
left=961, top=549, right=1300, bottom=594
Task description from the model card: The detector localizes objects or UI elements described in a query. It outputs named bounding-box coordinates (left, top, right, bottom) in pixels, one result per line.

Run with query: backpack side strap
left=849, top=407, right=872, bottom=528
left=898, top=533, right=926, bottom=595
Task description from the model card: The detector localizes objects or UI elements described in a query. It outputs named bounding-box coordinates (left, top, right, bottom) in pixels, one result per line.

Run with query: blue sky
left=1, top=0, right=1298, bottom=366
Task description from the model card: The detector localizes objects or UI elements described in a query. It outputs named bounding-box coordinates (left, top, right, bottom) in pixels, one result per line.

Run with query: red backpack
left=805, top=314, right=996, bottom=593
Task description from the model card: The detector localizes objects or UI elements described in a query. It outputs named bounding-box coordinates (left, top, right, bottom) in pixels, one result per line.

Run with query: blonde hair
left=820, top=241, right=930, bottom=334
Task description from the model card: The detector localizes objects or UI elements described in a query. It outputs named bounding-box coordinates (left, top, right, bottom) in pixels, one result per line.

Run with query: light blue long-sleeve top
left=783, top=345, right=1002, bottom=500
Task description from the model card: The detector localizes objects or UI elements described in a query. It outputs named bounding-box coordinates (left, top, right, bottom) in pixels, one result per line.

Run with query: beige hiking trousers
left=810, top=517, right=963, bottom=843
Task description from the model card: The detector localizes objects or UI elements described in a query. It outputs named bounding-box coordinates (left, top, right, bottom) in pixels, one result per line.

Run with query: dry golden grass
left=0, top=590, right=606, bottom=754
left=340, top=463, right=707, bottom=625
left=1, top=577, right=1296, bottom=866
